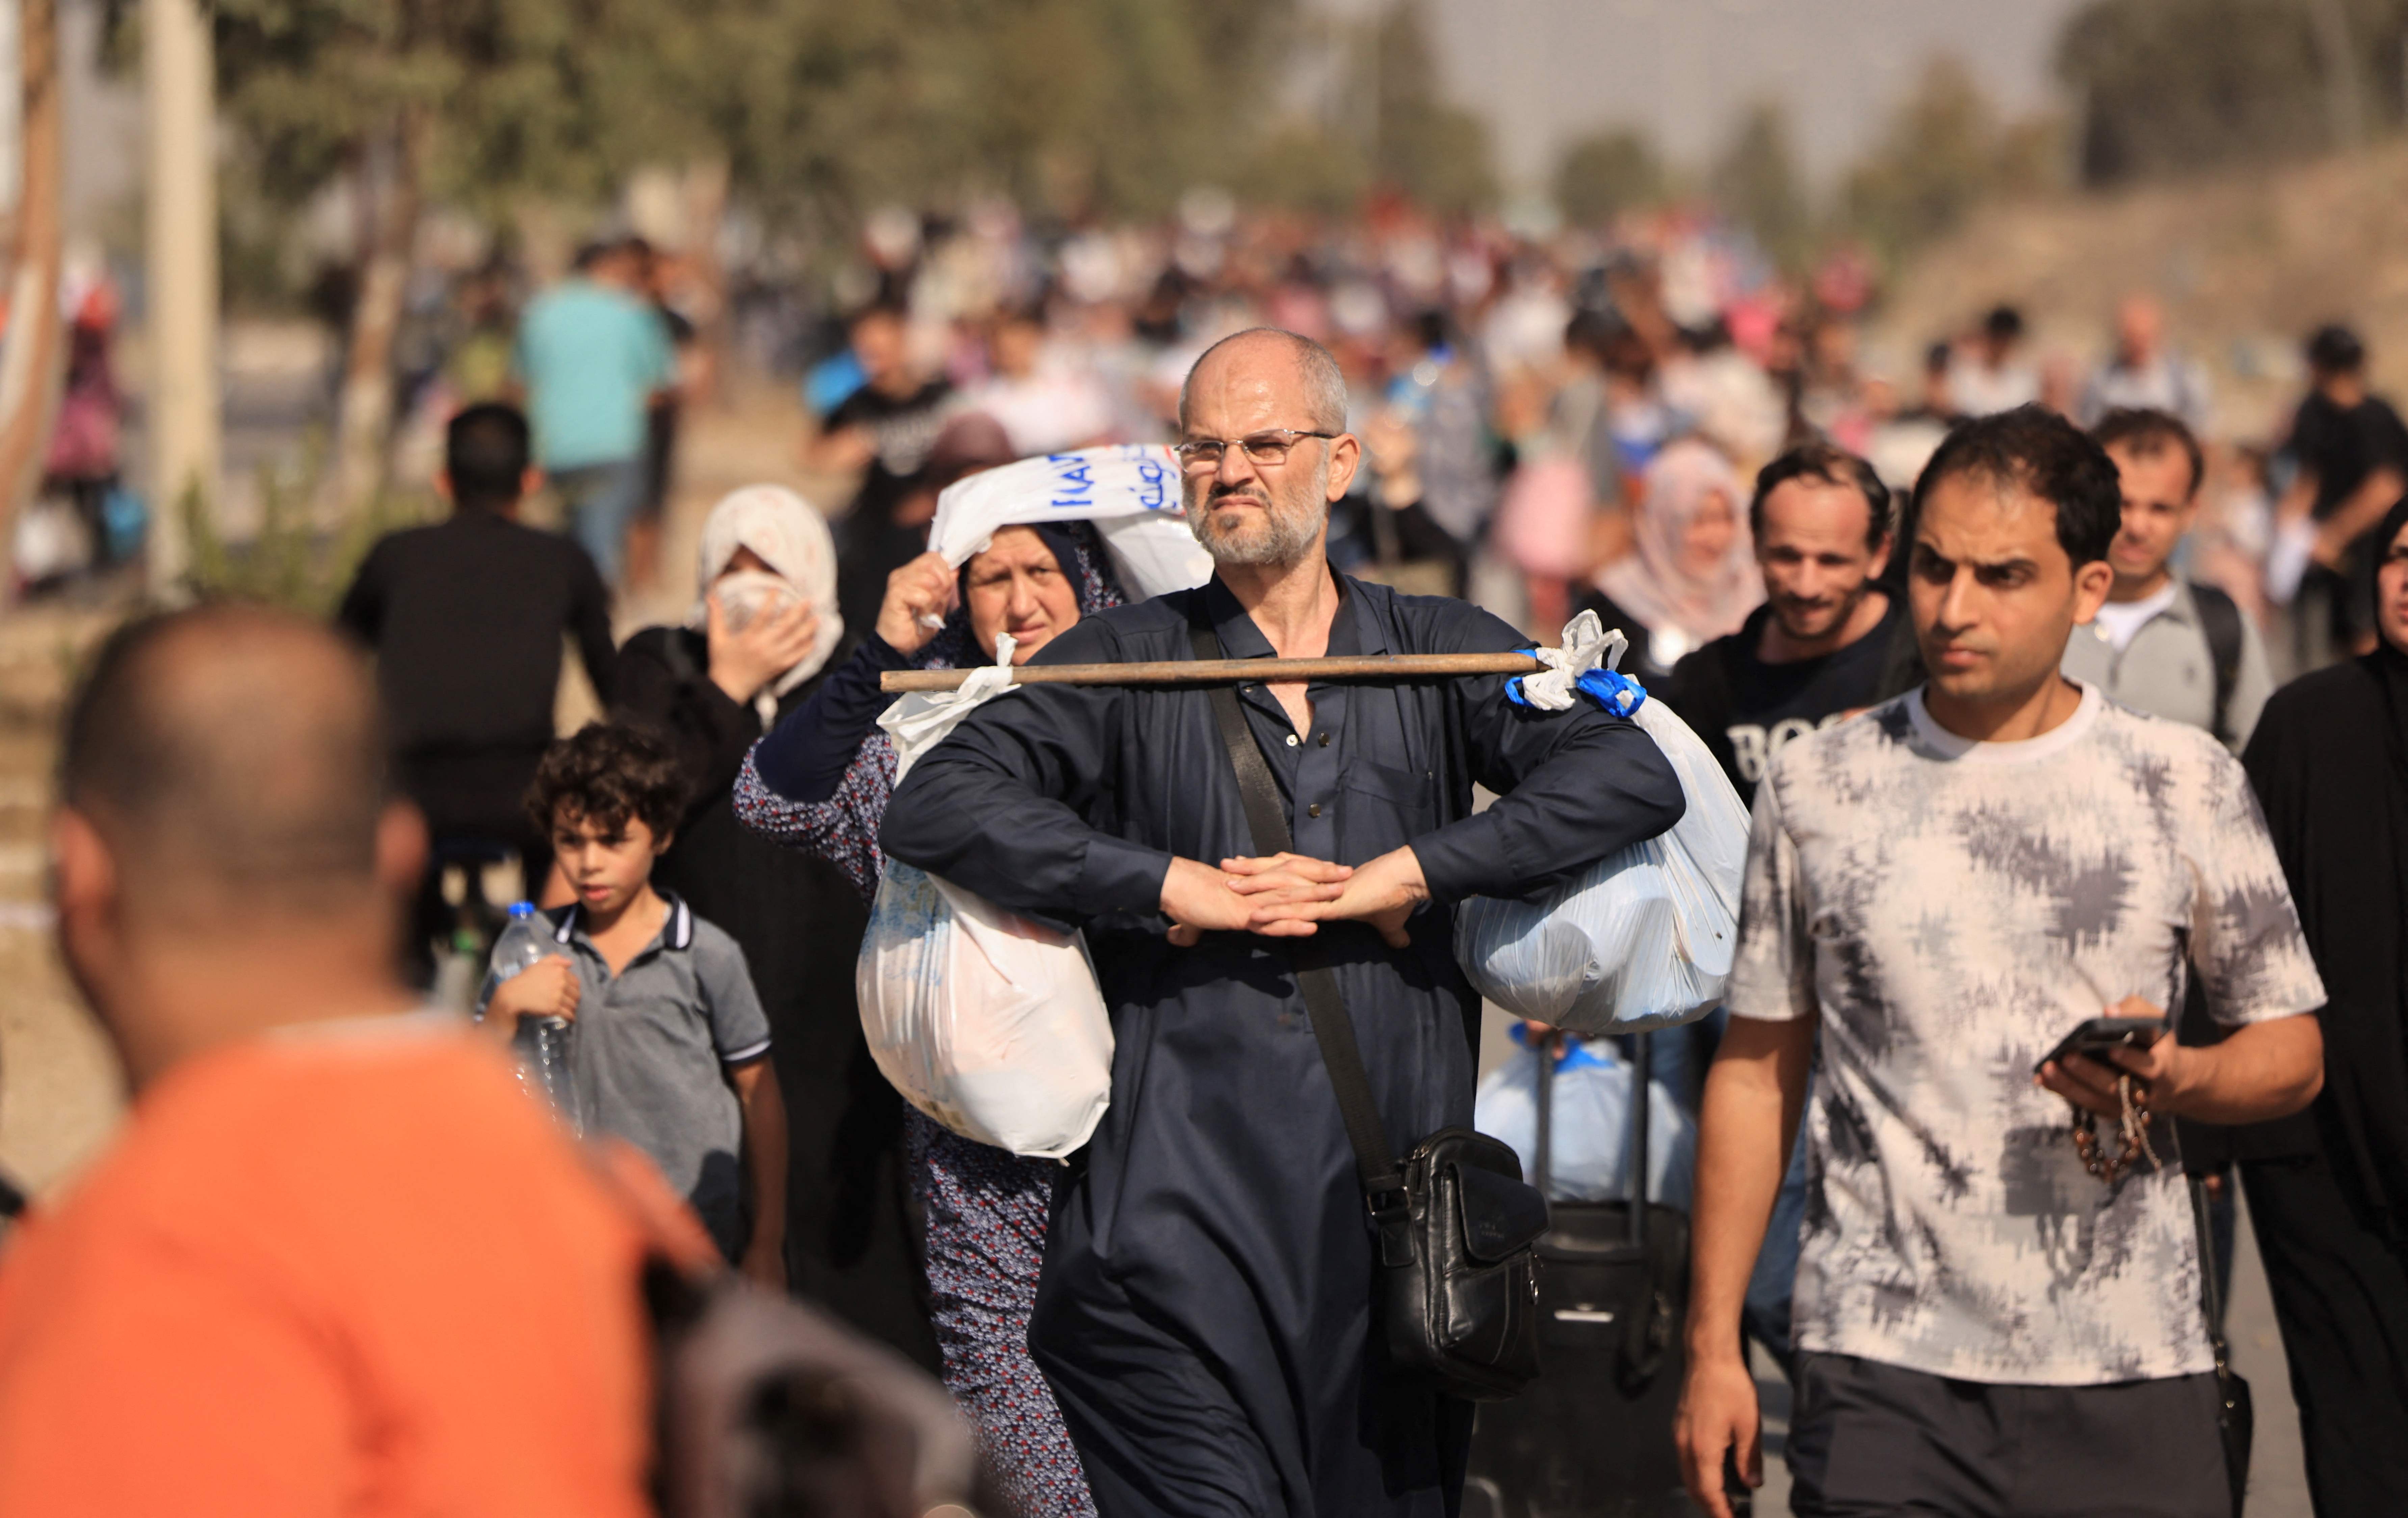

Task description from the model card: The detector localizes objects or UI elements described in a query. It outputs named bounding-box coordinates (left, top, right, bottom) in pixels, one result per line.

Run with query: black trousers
left=1787, top=1353, right=2228, bottom=1518
left=2240, top=1150, right=2408, bottom=1517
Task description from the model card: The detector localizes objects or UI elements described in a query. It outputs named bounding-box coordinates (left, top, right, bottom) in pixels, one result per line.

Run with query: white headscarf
left=1590, top=438, right=1761, bottom=663
left=689, top=484, right=844, bottom=726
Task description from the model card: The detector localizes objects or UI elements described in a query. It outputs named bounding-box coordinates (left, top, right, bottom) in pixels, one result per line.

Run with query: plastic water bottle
left=485, top=902, right=580, bottom=1132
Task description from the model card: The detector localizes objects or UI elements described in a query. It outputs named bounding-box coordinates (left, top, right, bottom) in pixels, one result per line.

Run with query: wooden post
left=0, top=0, right=62, bottom=543
left=144, top=0, right=219, bottom=592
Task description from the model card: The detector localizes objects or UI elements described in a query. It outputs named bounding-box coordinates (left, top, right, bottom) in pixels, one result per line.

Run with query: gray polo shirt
left=2059, top=577, right=2271, bottom=751
left=547, top=894, right=770, bottom=1257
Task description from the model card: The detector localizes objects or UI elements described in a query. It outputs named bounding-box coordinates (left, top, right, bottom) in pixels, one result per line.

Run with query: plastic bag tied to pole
left=1460, top=611, right=1751, bottom=1035
left=858, top=634, right=1115, bottom=1159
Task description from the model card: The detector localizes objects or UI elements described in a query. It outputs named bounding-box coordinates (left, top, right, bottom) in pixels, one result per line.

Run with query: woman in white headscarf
left=612, top=484, right=939, bottom=1369
left=1576, top=436, right=1763, bottom=679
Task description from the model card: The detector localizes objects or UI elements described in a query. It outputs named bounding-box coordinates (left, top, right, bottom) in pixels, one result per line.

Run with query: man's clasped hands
left=1159, top=846, right=1429, bottom=950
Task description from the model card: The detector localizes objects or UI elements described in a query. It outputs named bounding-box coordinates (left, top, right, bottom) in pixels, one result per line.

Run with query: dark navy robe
left=880, top=573, right=1685, bottom=1517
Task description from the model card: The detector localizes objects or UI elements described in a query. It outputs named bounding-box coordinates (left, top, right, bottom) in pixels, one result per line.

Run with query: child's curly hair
left=526, top=722, right=689, bottom=841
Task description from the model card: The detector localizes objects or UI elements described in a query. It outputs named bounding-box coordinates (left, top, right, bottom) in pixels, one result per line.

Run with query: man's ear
left=1867, top=534, right=1894, bottom=582
left=1324, top=432, right=1362, bottom=504
left=51, top=806, right=117, bottom=925
left=374, top=800, right=429, bottom=899
left=2072, top=558, right=2117, bottom=625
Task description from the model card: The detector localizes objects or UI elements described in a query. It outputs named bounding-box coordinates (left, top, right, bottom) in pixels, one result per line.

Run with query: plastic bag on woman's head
left=861, top=632, right=1114, bottom=1157
left=1455, top=612, right=1750, bottom=1034
left=926, top=443, right=1211, bottom=599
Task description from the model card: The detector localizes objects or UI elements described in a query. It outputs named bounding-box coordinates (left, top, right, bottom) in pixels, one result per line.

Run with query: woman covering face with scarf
left=611, top=485, right=943, bottom=1371
left=2234, top=494, right=2408, bottom=1511
left=1576, top=436, right=1763, bottom=678
left=734, top=459, right=1126, bottom=1518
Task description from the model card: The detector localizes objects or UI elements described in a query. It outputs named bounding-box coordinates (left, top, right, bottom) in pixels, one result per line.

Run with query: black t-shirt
left=828, top=379, right=952, bottom=632
left=2287, top=389, right=2408, bottom=521
left=1664, top=595, right=1904, bottom=806
left=827, top=379, right=952, bottom=523
left=335, top=510, right=617, bottom=835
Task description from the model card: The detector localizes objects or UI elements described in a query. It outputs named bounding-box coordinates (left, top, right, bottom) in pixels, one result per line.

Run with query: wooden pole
left=880, top=650, right=1548, bottom=694
left=145, top=0, right=219, bottom=591
left=0, top=0, right=62, bottom=547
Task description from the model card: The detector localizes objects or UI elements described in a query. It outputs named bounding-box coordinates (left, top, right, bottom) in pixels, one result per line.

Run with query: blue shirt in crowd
left=513, top=278, right=673, bottom=472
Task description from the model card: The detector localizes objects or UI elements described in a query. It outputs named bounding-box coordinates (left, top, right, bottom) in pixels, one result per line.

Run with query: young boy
left=481, top=722, right=787, bottom=1285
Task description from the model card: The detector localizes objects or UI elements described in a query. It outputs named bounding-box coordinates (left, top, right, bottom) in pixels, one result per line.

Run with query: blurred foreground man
left=883, top=329, right=1684, bottom=1516
left=0, top=607, right=666, bottom=1516
left=1678, top=408, right=2327, bottom=1518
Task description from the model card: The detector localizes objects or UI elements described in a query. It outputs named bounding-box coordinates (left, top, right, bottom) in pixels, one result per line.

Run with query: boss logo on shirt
left=1728, top=714, right=1852, bottom=783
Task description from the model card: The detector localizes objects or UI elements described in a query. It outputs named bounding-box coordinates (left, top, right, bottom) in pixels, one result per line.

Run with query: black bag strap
left=1629, top=1031, right=1651, bottom=1249
left=2191, top=581, right=2244, bottom=745
left=1187, top=616, right=1413, bottom=1250
left=2187, top=1171, right=2230, bottom=1356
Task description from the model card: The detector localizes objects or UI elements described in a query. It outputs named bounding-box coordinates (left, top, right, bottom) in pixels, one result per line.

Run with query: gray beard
left=1186, top=463, right=1329, bottom=568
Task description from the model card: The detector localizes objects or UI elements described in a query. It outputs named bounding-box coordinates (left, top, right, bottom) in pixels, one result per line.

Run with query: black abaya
left=2237, top=497, right=2408, bottom=1515
left=615, top=627, right=939, bottom=1373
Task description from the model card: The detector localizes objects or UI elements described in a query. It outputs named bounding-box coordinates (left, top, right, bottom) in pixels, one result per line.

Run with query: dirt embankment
left=1873, top=141, right=2408, bottom=442
left=0, top=605, right=131, bottom=1196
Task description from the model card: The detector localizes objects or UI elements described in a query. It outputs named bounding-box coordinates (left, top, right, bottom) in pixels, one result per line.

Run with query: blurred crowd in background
left=129, top=189, right=2364, bottom=693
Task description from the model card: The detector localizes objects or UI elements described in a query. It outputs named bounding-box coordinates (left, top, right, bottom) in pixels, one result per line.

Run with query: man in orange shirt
left=0, top=605, right=680, bottom=1516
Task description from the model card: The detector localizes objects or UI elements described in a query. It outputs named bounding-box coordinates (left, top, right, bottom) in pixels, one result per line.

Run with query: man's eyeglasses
left=1172, top=429, right=1338, bottom=471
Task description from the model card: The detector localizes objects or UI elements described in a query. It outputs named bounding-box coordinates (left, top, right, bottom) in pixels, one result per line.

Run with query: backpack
left=643, top=1263, right=1000, bottom=1518
left=591, top=1143, right=999, bottom=1518
left=2190, top=581, right=2245, bottom=746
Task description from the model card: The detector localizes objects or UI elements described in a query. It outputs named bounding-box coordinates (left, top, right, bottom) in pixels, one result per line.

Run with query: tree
left=1356, top=0, right=1495, bottom=216
left=2053, top=0, right=2408, bottom=185
left=198, top=0, right=1308, bottom=513
left=1553, top=128, right=1661, bottom=228
left=648, top=0, right=1293, bottom=228
left=1711, top=101, right=1809, bottom=271
left=1843, top=56, right=2015, bottom=259
left=0, top=0, right=63, bottom=541
left=211, top=0, right=680, bottom=513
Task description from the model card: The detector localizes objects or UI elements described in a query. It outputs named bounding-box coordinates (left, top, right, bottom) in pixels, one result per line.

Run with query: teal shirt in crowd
left=513, top=278, right=673, bottom=472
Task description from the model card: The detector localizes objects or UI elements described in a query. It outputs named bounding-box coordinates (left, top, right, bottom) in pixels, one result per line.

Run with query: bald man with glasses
left=883, top=329, right=1684, bottom=1516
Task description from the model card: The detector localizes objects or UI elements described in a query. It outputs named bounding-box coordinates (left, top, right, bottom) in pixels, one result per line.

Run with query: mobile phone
left=2034, top=1016, right=2163, bottom=1074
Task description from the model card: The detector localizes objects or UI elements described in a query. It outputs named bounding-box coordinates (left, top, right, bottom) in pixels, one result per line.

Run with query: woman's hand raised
left=875, top=552, right=959, bottom=656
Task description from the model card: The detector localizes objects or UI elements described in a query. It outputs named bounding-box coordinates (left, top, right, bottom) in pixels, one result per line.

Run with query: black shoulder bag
left=1189, top=619, right=1547, bottom=1401
left=2188, top=1171, right=2253, bottom=1515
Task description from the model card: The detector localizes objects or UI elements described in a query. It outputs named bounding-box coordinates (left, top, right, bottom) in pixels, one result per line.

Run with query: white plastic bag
left=857, top=634, right=1116, bottom=1157
left=1453, top=612, right=1751, bottom=1034
left=926, top=443, right=1211, bottom=599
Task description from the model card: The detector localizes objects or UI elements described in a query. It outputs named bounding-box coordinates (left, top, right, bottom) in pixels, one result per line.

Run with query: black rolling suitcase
left=1462, top=1031, right=1696, bottom=1518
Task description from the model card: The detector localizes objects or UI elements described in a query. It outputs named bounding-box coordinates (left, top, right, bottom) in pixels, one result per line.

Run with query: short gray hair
left=1179, top=328, right=1349, bottom=435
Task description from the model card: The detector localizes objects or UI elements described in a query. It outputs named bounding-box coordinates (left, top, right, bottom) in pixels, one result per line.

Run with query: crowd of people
left=444, top=206, right=2405, bottom=688
left=0, top=195, right=2399, bottom=1518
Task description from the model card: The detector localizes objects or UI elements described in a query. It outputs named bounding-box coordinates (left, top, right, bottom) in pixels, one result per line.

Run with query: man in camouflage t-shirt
left=1677, top=407, right=2327, bottom=1518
